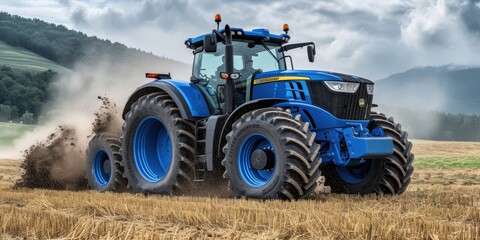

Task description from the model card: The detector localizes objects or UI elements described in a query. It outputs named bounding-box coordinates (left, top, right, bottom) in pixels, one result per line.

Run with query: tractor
left=86, top=14, right=414, bottom=200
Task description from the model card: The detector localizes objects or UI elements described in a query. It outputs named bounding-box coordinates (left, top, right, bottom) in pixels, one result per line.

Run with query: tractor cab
left=188, top=32, right=286, bottom=113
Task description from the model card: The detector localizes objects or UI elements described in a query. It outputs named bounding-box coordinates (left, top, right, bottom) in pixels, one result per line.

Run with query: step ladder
left=194, top=119, right=207, bottom=181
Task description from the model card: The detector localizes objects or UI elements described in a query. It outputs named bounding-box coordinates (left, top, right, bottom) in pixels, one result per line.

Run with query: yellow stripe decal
left=253, top=76, right=310, bottom=85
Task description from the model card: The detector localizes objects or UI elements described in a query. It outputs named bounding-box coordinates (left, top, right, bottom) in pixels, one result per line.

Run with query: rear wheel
left=322, top=112, right=414, bottom=194
left=222, top=108, right=322, bottom=200
left=86, top=133, right=127, bottom=192
left=121, top=92, right=195, bottom=194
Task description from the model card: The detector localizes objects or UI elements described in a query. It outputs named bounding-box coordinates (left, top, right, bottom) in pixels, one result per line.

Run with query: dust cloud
left=4, top=49, right=189, bottom=189
left=376, top=104, right=441, bottom=140
left=14, top=126, right=86, bottom=190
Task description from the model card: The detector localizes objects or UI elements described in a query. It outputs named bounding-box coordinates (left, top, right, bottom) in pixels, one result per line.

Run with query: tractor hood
left=254, top=70, right=374, bottom=84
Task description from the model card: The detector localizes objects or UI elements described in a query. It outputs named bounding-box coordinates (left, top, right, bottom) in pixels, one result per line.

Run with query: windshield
left=192, top=40, right=285, bottom=83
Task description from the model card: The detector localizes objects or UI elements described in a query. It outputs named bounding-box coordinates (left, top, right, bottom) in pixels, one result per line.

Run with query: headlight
left=324, top=81, right=359, bottom=93
left=366, top=84, right=374, bottom=95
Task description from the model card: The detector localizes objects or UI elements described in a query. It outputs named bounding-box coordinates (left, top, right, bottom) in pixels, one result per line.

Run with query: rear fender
left=122, top=80, right=211, bottom=121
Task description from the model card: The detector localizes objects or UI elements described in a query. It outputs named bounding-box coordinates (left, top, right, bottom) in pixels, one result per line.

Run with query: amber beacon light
left=215, top=13, right=222, bottom=23
left=283, top=23, right=289, bottom=34
left=215, top=13, right=222, bottom=30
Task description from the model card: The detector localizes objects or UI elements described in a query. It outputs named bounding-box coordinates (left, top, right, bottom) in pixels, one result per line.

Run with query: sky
left=1, top=0, right=480, bottom=79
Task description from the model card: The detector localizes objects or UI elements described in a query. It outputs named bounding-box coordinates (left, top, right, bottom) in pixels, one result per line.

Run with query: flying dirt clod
left=91, top=96, right=123, bottom=137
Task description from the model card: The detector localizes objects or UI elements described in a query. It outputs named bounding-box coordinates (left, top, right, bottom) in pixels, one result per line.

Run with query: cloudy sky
left=1, top=0, right=480, bottom=79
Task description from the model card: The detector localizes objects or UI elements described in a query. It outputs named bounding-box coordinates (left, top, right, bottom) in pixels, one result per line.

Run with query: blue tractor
left=86, top=15, right=414, bottom=199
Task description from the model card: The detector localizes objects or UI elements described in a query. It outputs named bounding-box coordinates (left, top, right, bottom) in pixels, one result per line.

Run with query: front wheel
left=222, top=108, right=322, bottom=200
left=322, top=112, right=414, bottom=194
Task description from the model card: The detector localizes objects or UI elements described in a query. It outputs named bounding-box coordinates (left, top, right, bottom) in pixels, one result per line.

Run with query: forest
left=0, top=66, right=55, bottom=124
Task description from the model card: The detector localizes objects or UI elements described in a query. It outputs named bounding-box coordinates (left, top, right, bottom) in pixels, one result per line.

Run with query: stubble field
left=0, top=140, right=479, bottom=239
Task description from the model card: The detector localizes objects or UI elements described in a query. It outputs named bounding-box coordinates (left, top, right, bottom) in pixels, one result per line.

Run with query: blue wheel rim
left=93, top=149, right=111, bottom=186
left=336, top=127, right=385, bottom=184
left=134, top=116, right=172, bottom=183
left=238, top=133, right=275, bottom=188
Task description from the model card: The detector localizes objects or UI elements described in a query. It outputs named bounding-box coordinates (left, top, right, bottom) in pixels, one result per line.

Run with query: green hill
left=0, top=12, right=187, bottom=69
left=0, top=40, right=69, bottom=73
left=0, top=12, right=189, bottom=124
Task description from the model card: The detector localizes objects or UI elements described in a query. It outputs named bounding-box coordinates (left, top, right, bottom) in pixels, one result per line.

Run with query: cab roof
left=185, top=27, right=290, bottom=50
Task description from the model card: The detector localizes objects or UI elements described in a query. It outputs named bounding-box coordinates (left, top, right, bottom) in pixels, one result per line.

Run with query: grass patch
left=414, top=156, right=480, bottom=169
left=0, top=41, right=69, bottom=73
left=0, top=122, right=36, bottom=146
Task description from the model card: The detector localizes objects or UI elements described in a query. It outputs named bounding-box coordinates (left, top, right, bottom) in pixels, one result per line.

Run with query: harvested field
left=412, top=140, right=480, bottom=158
left=0, top=140, right=479, bottom=239
left=0, top=180, right=479, bottom=239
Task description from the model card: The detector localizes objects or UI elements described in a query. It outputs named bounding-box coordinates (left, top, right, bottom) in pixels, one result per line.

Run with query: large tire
left=121, top=92, right=196, bottom=194
left=322, top=112, right=414, bottom=194
left=86, top=133, right=127, bottom=192
left=221, top=108, right=322, bottom=200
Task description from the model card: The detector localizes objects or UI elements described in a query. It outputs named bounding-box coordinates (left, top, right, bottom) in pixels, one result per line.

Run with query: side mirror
left=216, top=84, right=225, bottom=104
left=204, top=34, right=217, bottom=53
left=307, top=45, right=315, bottom=62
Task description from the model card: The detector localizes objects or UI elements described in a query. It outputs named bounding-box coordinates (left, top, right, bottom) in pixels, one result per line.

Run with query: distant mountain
left=374, top=65, right=480, bottom=115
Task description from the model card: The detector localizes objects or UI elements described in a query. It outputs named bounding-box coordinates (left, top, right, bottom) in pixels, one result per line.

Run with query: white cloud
left=400, top=0, right=453, bottom=48
left=1, top=0, right=479, bottom=79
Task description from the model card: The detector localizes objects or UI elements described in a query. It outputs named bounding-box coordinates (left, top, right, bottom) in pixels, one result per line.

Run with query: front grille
left=306, top=81, right=373, bottom=120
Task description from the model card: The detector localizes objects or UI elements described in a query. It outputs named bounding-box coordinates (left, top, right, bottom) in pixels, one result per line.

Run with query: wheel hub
left=251, top=149, right=275, bottom=170
left=103, top=160, right=111, bottom=175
